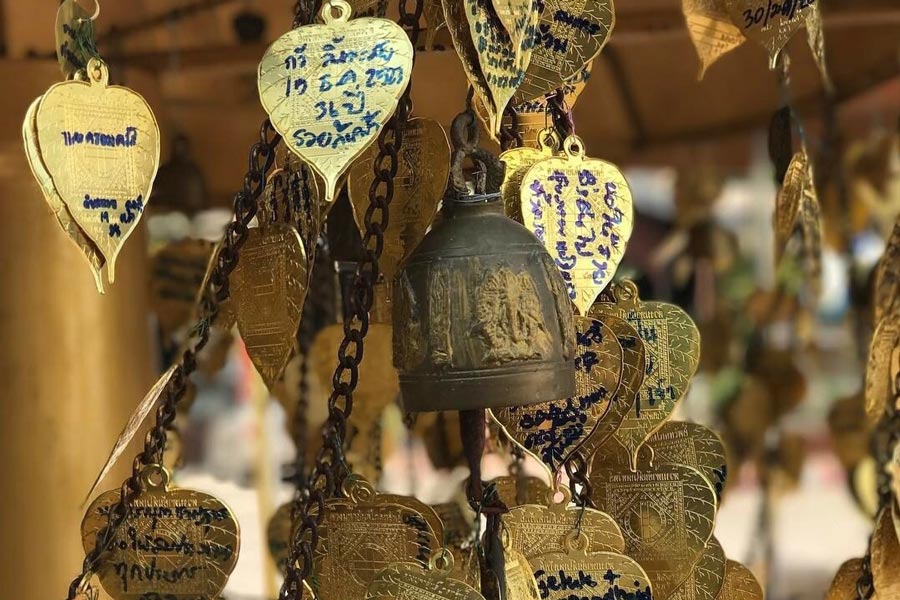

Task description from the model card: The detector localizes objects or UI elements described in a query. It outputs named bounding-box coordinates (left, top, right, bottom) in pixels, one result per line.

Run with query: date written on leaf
left=740, top=0, right=816, bottom=30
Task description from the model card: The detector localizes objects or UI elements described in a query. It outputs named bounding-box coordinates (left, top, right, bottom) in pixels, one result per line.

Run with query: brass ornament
left=641, top=421, right=728, bottom=502
left=577, top=314, right=644, bottom=460
left=590, top=461, right=717, bottom=599
left=774, top=151, right=807, bottom=263
left=491, top=316, right=623, bottom=475
left=432, top=500, right=480, bottom=587
left=84, top=364, right=180, bottom=502
left=23, top=96, right=106, bottom=292
left=149, top=239, right=216, bottom=336
left=81, top=465, right=240, bottom=600
left=804, top=7, right=832, bottom=90
left=231, top=224, right=309, bottom=389
left=34, top=57, right=160, bottom=282
left=365, top=550, right=486, bottom=600
left=491, top=0, right=536, bottom=54
left=257, top=0, right=414, bottom=202
left=503, top=544, right=543, bottom=600
left=724, top=0, right=819, bottom=68
left=716, top=560, right=763, bottom=600
left=874, top=219, right=900, bottom=326
left=504, top=485, right=625, bottom=558
left=499, top=128, right=559, bottom=223
left=464, top=0, right=539, bottom=134
left=590, top=280, right=701, bottom=466
left=795, top=164, right=823, bottom=296
left=491, top=475, right=553, bottom=507
left=520, top=135, right=634, bottom=315
left=528, top=531, right=653, bottom=600
left=514, top=0, right=613, bottom=104
left=872, top=507, right=900, bottom=597
left=864, top=316, right=900, bottom=424
left=443, top=0, right=495, bottom=128
left=315, top=476, right=443, bottom=600
left=347, top=117, right=450, bottom=282
left=669, top=536, right=727, bottom=600
left=267, top=502, right=293, bottom=574
left=826, top=558, right=869, bottom=600
left=55, top=0, right=98, bottom=77
left=349, top=0, right=390, bottom=17
left=682, top=0, right=745, bottom=78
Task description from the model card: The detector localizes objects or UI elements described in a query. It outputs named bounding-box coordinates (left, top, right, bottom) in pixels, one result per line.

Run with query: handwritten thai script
left=61, top=126, right=138, bottom=147
left=81, top=193, right=143, bottom=238
left=741, top=0, right=815, bottom=30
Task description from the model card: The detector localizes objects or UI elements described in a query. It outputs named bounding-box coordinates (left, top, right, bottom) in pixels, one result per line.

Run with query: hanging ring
left=77, top=0, right=101, bottom=22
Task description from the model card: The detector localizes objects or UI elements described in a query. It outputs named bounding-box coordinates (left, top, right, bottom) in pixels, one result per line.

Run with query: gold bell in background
left=392, top=125, right=576, bottom=411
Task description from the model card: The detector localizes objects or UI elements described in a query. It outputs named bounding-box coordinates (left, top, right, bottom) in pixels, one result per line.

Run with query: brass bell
left=392, top=193, right=576, bottom=411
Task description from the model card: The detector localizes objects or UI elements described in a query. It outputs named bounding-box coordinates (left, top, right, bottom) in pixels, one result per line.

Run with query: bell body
left=392, top=196, right=575, bottom=411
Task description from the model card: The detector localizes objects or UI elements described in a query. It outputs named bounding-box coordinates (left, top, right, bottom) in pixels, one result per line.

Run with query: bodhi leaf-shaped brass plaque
left=231, top=224, right=309, bottom=389
left=590, top=280, right=701, bottom=467
left=23, top=95, right=105, bottom=292
left=464, top=0, right=539, bottom=134
left=590, top=460, right=717, bottom=599
left=500, top=128, right=559, bottom=223
left=872, top=507, right=900, bottom=598
left=521, top=135, right=634, bottom=315
left=641, top=421, right=728, bottom=502
left=347, top=117, right=449, bottom=282
left=443, top=0, right=495, bottom=127
left=82, top=465, right=240, bottom=600
left=257, top=0, right=414, bottom=202
left=826, top=558, right=867, bottom=600
left=491, top=475, right=553, bottom=508
left=724, top=0, right=818, bottom=68
left=670, top=536, right=727, bottom=600
left=34, top=58, right=160, bottom=283
left=491, top=0, right=536, bottom=55
left=577, top=313, right=644, bottom=460
left=716, top=560, right=763, bottom=600
left=864, top=309, right=900, bottom=426
left=266, top=502, right=294, bottom=575
left=529, top=532, right=653, bottom=600
left=874, top=218, right=900, bottom=327
left=316, top=476, right=443, bottom=600
left=682, top=0, right=745, bottom=78
left=366, top=550, right=486, bottom=600
left=514, top=0, right=613, bottom=104
left=774, top=151, right=807, bottom=263
left=504, top=485, right=625, bottom=558
left=491, top=316, right=622, bottom=475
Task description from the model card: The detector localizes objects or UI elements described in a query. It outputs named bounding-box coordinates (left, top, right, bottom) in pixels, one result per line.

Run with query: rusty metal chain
left=66, top=119, right=281, bottom=600
left=278, top=2, right=422, bottom=597
left=293, top=0, right=321, bottom=28
left=564, top=451, right=595, bottom=509
left=547, top=88, right=575, bottom=141
left=499, top=104, right=522, bottom=151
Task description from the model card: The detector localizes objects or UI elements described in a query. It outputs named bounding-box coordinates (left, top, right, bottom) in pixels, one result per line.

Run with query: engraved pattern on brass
left=81, top=466, right=240, bottom=600
left=716, top=559, right=764, bottom=600
left=682, top=0, right=745, bottom=78
left=774, top=151, right=807, bottom=263
left=443, top=0, right=495, bottom=127
left=499, top=129, right=559, bottom=223
left=872, top=507, right=900, bottom=597
left=257, top=0, right=414, bottom=201
left=874, top=219, right=900, bottom=327
left=589, top=281, right=701, bottom=466
left=825, top=558, right=868, bottom=600
left=491, top=475, right=553, bottom=508
left=641, top=421, right=728, bottom=502
left=33, top=58, right=160, bottom=282
left=723, top=0, right=818, bottom=68
left=365, top=550, right=486, bottom=600
left=669, top=536, right=727, bottom=600
left=231, top=224, right=309, bottom=389
left=865, top=311, right=900, bottom=424
left=520, top=136, right=634, bottom=315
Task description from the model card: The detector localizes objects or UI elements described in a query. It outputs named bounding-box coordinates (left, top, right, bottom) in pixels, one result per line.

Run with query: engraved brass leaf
left=55, top=0, right=97, bottom=77
left=826, top=558, right=868, bottom=600
left=578, top=314, right=645, bottom=459
left=529, top=543, right=653, bottom=600
left=590, top=461, right=717, bottom=599
left=670, top=536, right=727, bottom=600
left=432, top=500, right=480, bottom=587
left=231, top=224, right=309, bottom=389
left=366, top=552, right=486, bottom=600
left=873, top=507, right=900, bottom=597
left=723, top=0, right=818, bottom=69
left=864, top=306, right=900, bottom=424
left=316, top=476, right=443, bottom=600
left=349, top=0, right=389, bottom=17
left=464, top=0, right=539, bottom=134
left=641, top=421, right=728, bottom=502
left=23, top=96, right=105, bottom=292
left=347, top=117, right=450, bottom=282
left=716, top=559, right=763, bottom=600
left=504, top=485, right=625, bottom=558
left=796, top=167, right=823, bottom=297
left=257, top=1, right=414, bottom=202
left=490, top=475, right=553, bottom=508
left=774, top=151, right=807, bottom=263
left=34, top=58, right=160, bottom=282
left=682, top=0, right=745, bottom=78
left=491, top=316, right=622, bottom=476
left=514, top=0, right=613, bottom=104
left=149, top=239, right=216, bottom=336
left=804, top=6, right=832, bottom=91
left=874, top=218, right=900, bottom=326
left=82, top=465, right=240, bottom=600
left=500, top=130, right=559, bottom=223
left=266, top=501, right=294, bottom=574
left=520, top=136, right=634, bottom=315
left=443, top=0, right=496, bottom=126
left=491, top=0, right=535, bottom=53
left=590, top=280, right=701, bottom=466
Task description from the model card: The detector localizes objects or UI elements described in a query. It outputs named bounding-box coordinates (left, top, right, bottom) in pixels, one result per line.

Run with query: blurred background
left=0, top=1, right=897, bottom=599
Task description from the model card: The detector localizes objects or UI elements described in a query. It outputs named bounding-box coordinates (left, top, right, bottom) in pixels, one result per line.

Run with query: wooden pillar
left=0, top=60, right=155, bottom=599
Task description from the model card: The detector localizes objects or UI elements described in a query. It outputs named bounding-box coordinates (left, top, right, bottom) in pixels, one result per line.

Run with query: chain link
left=564, top=451, right=595, bottom=509
left=66, top=119, right=281, bottom=600
left=547, top=89, right=575, bottom=141
left=499, top=104, right=522, bottom=151
left=278, top=2, right=422, bottom=597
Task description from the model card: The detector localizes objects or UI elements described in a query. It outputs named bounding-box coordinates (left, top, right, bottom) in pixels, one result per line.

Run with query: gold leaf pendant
left=670, top=536, right=727, bottom=600
left=81, top=465, right=240, bottom=600
left=717, top=559, right=764, bottom=600
left=257, top=0, right=414, bottom=202
left=520, top=135, right=634, bottom=315
left=366, top=550, right=486, bottom=600
left=724, top=0, right=818, bottom=68
left=682, top=0, right=745, bottom=78
left=33, top=58, right=160, bottom=283
left=500, top=128, right=560, bottom=222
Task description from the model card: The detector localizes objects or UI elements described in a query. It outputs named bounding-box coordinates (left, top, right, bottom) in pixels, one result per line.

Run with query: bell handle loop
left=447, top=109, right=504, bottom=199
left=84, top=57, right=108, bottom=86
left=321, top=0, right=352, bottom=23
left=429, top=547, right=455, bottom=574
left=537, top=127, right=560, bottom=153
left=563, top=134, right=586, bottom=160
left=139, top=463, right=171, bottom=492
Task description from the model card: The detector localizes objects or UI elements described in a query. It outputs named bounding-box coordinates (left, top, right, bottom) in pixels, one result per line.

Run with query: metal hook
left=77, top=0, right=101, bottom=22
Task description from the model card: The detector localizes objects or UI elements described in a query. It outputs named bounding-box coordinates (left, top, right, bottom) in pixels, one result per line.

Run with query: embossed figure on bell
left=392, top=193, right=576, bottom=412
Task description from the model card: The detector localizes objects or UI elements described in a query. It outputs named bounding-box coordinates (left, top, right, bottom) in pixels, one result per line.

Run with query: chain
left=499, top=104, right=522, bottom=151
left=293, top=0, right=321, bottom=28
left=564, top=451, right=595, bottom=509
left=278, top=2, right=422, bottom=597
left=546, top=89, right=574, bottom=141
left=66, top=119, right=280, bottom=600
